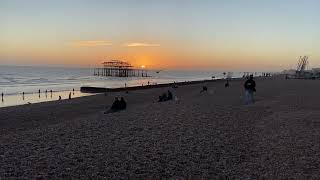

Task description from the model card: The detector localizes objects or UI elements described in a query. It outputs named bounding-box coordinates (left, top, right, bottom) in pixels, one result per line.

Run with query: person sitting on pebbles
left=200, top=86, right=208, bottom=93
left=158, top=93, right=167, bottom=102
left=105, top=97, right=127, bottom=114
left=119, top=97, right=127, bottom=110
left=158, top=90, right=173, bottom=102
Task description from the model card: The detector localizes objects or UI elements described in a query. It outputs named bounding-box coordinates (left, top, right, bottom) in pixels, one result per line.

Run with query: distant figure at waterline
left=158, top=93, right=167, bottom=102
left=1, top=92, right=3, bottom=102
left=69, top=92, right=72, bottom=100
left=58, top=96, right=62, bottom=100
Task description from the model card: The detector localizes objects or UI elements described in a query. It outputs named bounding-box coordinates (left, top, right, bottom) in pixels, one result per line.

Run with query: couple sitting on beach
left=158, top=90, right=173, bottom=102
left=105, top=97, right=127, bottom=114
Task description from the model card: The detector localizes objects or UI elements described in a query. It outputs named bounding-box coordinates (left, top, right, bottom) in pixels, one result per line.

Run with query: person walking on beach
left=69, top=92, right=72, bottom=100
left=1, top=92, right=3, bottom=102
left=244, top=75, right=256, bottom=104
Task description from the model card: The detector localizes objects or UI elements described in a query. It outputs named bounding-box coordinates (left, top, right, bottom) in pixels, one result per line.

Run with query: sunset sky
left=1, top=0, right=319, bottom=71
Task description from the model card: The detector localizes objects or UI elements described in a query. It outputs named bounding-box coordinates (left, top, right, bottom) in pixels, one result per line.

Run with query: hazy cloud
left=125, top=42, right=160, bottom=47
left=71, top=40, right=112, bottom=47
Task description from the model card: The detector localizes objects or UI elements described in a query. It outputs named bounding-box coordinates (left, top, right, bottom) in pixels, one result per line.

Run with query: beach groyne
left=80, top=78, right=230, bottom=93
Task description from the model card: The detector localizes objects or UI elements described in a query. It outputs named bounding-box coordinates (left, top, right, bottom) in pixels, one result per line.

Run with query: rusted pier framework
left=94, top=60, right=148, bottom=77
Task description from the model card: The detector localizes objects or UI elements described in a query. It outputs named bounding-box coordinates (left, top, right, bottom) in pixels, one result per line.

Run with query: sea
left=0, top=65, right=245, bottom=108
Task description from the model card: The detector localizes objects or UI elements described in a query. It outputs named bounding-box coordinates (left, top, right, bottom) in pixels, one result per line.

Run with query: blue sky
left=1, top=0, right=319, bottom=70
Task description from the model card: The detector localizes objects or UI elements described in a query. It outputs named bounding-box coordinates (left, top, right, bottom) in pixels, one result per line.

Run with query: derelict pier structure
left=93, top=60, right=148, bottom=77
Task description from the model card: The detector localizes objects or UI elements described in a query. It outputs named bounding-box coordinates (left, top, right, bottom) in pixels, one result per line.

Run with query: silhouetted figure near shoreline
left=1, top=93, right=3, bottom=102
left=38, top=89, right=41, bottom=98
left=22, top=92, right=25, bottom=101
left=58, top=96, right=62, bottom=100
left=45, top=90, right=48, bottom=98
left=244, top=75, right=256, bottom=104
left=50, top=90, right=53, bottom=98
left=69, top=92, right=72, bottom=100
left=172, top=82, right=178, bottom=88
left=73, top=88, right=75, bottom=95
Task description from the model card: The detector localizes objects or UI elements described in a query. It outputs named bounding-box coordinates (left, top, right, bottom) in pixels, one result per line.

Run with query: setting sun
left=141, top=65, right=146, bottom=69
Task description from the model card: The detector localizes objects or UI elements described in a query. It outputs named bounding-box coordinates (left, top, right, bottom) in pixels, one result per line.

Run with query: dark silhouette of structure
left=94, top=60, right=148, bottom=77
left=295, top=56, right=309, bottom=78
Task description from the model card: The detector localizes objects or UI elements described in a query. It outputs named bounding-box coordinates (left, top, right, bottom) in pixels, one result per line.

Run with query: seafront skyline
left=1, top=0, right=319, bottom=70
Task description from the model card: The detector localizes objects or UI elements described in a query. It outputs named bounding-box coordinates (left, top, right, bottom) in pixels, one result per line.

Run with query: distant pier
left=93, top=60, right=148, bottom=77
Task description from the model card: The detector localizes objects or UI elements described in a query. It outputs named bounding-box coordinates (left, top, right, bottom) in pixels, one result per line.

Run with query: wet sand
left=0, top=91, right=93, bottom=108
left=1, top=77, right=320, bottom=179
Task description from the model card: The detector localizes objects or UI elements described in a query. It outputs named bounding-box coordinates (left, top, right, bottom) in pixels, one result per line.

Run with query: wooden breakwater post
left=93, top=60, right=149, bottom=77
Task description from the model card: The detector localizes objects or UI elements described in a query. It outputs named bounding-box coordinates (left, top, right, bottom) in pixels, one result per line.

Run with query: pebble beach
left=1, top=77, right=320, bottom=179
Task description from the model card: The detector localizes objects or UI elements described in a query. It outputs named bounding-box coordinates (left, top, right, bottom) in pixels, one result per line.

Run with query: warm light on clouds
left=1, top=1, right=319, bottom=70
left=70, top=40, right=112, bottom=47
left=125, top=43, right=160, bottom=47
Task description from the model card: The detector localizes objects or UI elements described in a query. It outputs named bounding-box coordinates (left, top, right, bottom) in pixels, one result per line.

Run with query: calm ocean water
left=0, top=65, right=243, bottom=107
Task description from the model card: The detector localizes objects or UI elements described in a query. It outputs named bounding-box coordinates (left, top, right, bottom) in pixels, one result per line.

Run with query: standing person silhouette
left=1, top=92, right=3, bottom=102
left=244, top=75, right=256, bottom=104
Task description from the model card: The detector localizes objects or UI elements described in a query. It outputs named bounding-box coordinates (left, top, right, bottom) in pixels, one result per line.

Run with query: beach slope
left=1, top=77, right=320, bottom=179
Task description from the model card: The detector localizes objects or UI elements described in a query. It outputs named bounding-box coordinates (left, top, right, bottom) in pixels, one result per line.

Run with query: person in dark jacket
left=225, top=80, right=229, bottom=87
left=110, top=97, right=120, bottom=111
left=200, top=86, right=208, bottom=93
left=119, top=97, right=127, bottom=110
left=244, top=75, right=256, bottom=104
left=167, top=90, right=173, bottom=100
